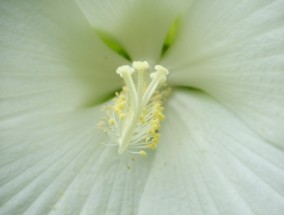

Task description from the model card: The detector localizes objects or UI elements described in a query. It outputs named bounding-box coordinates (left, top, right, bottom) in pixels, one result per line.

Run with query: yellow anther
left=108, top=118, right=115, bottom=126
left=153, top=123, right=160, bottom=130
left=153, top=133, right=160, bottom=141
left=117, top=102, right=125, bottom=110
left=112, top=106, right=120, bottom=113
left=148, top=143, right=157, bottom=149
left=158, top=114, right=165, bottom=121
left=149, top=143, right=158, bottom=149
left=139, top=151, right=147, bottom=157
left=119, top=113, right=126, bottom=120
left=151, top=119, right=160, bottom=125
left=154, top=94, right=162, bottom=100
left=155, top=112, right=165, bottom=121
left=140, top=115, right=146, bottom=124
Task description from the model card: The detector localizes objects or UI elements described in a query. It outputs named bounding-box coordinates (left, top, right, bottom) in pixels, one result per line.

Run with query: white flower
left=1, top=0, right=284, bottom=215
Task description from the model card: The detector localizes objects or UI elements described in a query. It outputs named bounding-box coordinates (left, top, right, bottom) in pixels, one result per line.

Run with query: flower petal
left=138, top=90, right=284, bottom=215
left=164, top=0, right=284, bottom=147
left=0, top=0, right=127, bottom=118
left=0, top=107, right=153, bottom=214
left=75, top=0, right=191, bottom=62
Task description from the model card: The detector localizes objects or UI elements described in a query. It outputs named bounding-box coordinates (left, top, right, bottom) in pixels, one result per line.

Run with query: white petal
left=75, top=0, right=192, bottom=62
left=164, top=0, right=284, bottom=147
left=0, top=107, right=153, bottom=214
left=138, top=91, right=284, bottom=215
left=0, top=0, right=127, bottom=119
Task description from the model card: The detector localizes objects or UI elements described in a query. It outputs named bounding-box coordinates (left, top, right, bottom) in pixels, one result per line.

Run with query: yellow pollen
left=119, top=113, right=126, bottom=120
left=98, top=61, right=170, bottom=156
left=139, top=151, right=148, bottom=157
left=108, top=118, right=115, bottom=126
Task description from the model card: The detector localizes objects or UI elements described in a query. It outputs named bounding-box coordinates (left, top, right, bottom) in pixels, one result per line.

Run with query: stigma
left=98, top=61, right=170, bottom=156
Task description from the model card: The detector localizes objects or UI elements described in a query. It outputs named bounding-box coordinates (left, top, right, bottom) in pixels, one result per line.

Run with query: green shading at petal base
left=96, top=29, right=132, bottom=61
left=161, top=17, right=180, bottom=57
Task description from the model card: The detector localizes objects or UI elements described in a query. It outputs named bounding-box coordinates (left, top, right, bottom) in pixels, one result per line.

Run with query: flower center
left=98, top=61, right=170, bottom=156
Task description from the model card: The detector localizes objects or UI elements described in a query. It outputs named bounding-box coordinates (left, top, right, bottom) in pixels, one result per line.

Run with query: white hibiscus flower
left=1, top=0, right=284, bottom=215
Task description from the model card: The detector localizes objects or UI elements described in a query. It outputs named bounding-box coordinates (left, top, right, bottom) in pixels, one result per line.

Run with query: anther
left=139, top=151, right=147, bottom=157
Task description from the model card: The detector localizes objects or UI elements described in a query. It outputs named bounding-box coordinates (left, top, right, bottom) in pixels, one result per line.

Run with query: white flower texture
left=1, top=0, right=284, bottom=215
